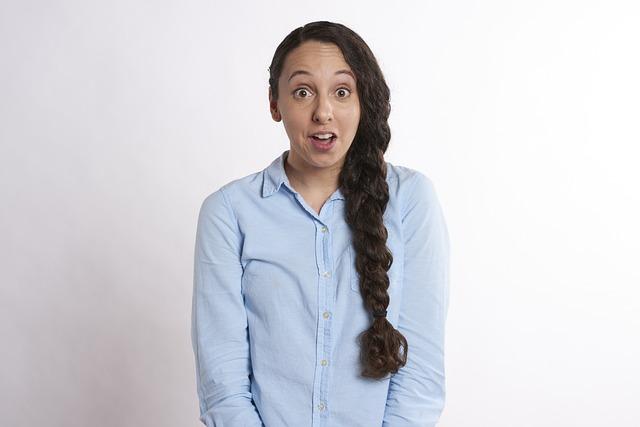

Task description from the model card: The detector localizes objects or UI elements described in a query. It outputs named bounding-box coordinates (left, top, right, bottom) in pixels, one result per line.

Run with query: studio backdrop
left=0, top=1, right=638, bottom=426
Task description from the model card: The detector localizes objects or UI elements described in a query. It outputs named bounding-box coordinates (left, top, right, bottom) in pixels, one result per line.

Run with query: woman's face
left=270, top=40, right=361, bottom=171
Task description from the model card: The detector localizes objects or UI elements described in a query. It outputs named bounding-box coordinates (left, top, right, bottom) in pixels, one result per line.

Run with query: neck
left=284, top=150, right=342, bottom=195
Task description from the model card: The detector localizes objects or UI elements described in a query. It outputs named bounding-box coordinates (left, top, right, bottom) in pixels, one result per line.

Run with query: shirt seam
left=400, top=171, right=423, bottom=222
left=220, top=186, right=240, bottom=234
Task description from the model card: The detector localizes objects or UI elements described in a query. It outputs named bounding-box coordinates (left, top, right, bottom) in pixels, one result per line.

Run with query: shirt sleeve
left=383, top=172, right=451, bottom=427
left=191, top=187, right=264, bottom=427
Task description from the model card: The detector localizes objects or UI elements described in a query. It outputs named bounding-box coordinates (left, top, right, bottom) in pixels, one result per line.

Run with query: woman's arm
left=383, top=172, right=451, bottom=427
left=191, top=187, right=264, bottom=427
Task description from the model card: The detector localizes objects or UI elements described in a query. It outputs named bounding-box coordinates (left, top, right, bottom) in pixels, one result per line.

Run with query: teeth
left=313, top=133, right=334, bottom=139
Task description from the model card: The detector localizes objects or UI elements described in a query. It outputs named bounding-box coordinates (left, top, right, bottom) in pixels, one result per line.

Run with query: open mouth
left=308, top=134, right=337, bottom=151
left=310, top=135, right=337, bottom=143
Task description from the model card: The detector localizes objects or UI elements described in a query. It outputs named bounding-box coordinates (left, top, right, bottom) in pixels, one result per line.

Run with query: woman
left=191, top=21, right=450, bottom=427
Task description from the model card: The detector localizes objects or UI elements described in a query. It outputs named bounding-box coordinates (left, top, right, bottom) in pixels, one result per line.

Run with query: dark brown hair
left=268, top=21, right=407, bottom=380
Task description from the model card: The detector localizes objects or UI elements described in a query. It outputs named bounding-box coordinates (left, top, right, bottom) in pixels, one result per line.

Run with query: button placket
left=314, top=220, right=333, bottom=423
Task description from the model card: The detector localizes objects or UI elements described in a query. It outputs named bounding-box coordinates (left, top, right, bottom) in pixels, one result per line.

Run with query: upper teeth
left=314, top=133, right=333, bottom=139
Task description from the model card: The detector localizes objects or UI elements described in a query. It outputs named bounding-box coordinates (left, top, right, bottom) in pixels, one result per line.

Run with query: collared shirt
left=191, top=149, right=450, bottom=427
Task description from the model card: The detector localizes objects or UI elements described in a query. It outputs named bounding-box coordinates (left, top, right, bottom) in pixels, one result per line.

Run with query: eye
left=336, top=87, right=352, bottom=98
left=293, top=88, right=312, bottom=98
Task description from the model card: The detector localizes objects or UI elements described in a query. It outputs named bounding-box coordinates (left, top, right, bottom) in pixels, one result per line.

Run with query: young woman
left=191, top=21, right=450, bottom=427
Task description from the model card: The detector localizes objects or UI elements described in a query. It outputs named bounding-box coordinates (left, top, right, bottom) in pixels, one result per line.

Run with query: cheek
left=347, top=102, right=361, bottom=121
left=346, top=114, right=360, bottom=134
left=285, top=113, right=306, bottom=131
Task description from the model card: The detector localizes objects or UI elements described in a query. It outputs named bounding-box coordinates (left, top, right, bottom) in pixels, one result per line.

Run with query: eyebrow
left=287, top=69, right=356, bottom=83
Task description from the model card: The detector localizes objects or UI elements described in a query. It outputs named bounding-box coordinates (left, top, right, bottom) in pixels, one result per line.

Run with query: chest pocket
left=348, top=245, right=401, bottom=295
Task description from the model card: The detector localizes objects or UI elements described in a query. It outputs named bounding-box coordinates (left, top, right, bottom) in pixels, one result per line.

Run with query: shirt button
left=322, top=271, right=331, bottom=278
left=321, top=226, right=328, bottom=233
left=321, top=359, right=328, bottom=366
left=318, top=402, right=326, bottom=411
left=323, top=311, right=331, bottom=319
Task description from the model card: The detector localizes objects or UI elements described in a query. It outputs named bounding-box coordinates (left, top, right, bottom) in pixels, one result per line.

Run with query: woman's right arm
left=191, top=187, right=264, bottom=427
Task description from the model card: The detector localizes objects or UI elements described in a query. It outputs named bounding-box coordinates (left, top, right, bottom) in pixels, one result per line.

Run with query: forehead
left=282, top=41, right=356, bottom=83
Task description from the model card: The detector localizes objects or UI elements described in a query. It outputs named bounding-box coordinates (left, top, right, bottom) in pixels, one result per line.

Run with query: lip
left=310, top=130, right=338, bottom=138
left=308, top=135, right=337, bottom=152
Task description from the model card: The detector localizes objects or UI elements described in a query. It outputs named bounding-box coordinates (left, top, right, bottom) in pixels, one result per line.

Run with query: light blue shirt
left=191, top=149, right=450, bottom=427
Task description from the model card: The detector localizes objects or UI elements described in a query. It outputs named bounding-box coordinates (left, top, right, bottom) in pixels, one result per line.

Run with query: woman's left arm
left=383, top=172, right=451, bottom=427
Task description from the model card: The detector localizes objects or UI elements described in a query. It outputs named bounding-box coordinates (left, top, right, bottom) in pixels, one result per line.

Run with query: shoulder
left=203, top=171, right=262, bottom=203
left=199, top=170, right=263, bottom=216
left=385, top=160, right=441, bottom=221
left=386, top=160, right=436, bottom=196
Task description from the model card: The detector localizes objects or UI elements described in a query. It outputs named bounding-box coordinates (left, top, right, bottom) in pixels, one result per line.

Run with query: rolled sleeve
left=383, top=172, right=451, bottom=426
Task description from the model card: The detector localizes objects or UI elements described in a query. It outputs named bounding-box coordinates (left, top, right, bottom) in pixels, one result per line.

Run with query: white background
left=1, top=1, right=639, bottom=426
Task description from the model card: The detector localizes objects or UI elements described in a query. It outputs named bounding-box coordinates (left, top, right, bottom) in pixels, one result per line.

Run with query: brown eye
left=293, top=88, right=311, bottom=98
left=336, top=87, right=351, bottom=98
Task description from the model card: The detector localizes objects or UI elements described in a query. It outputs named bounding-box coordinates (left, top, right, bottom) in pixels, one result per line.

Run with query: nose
left=312, top=92, right=333, bottom=123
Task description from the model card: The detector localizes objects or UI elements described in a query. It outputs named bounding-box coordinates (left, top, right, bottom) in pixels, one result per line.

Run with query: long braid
left=340, top=111, right=407, bottom=380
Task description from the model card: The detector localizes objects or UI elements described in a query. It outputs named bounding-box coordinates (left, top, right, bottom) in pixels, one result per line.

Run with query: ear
left=269, top=87, right=281, bottom=122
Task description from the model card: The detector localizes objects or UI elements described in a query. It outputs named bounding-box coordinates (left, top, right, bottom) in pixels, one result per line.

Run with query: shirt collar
left=262, top=149, right=345, bottom=201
